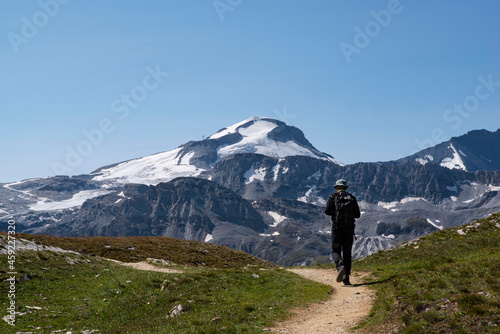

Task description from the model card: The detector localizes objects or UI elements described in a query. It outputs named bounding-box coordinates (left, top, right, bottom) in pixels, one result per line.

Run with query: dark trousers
left=331, top=225, right=355, bottom=276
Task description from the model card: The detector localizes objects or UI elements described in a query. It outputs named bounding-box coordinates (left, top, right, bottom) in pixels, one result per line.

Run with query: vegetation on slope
left=9, top=233, right=275, bottom=268
left=0, top=235, right=331, bottom=333
left=355, top=213, right=500, bottom=333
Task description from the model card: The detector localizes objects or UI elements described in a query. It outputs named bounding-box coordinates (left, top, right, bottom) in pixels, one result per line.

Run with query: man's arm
left=325, top=194, right=335, bottom=216
left=353, top=197, right=361, bottom=219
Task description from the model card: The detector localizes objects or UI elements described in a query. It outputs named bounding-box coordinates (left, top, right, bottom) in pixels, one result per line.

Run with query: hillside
left=354, top=212, right=500, bottom=333
left=0, top=235, right=330, bottom=333
left=4, top=232, right=275, bottom=268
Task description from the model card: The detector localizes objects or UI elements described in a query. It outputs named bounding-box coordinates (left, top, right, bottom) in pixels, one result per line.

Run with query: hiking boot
left=336, top=267, right=346, bottom=283
left=343, top=275, right=352, bottom=286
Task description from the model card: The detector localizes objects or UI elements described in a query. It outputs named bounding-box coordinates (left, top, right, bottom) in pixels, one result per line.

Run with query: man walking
left=325, top=179, right=360, bottom=285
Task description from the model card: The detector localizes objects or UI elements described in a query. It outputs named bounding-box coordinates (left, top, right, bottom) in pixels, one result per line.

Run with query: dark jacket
left=325, top=191, right=361, bottom=226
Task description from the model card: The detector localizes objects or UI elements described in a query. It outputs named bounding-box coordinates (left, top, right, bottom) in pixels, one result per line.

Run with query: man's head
left=334, top=179, right=348, bottom=191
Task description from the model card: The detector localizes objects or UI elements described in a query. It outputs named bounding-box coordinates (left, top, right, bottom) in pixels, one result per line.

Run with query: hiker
left=325, top=179, right=360, bottom=285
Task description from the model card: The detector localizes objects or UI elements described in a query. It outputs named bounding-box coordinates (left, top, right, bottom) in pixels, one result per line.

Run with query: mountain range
left=1, top=116, right=499, bottom=265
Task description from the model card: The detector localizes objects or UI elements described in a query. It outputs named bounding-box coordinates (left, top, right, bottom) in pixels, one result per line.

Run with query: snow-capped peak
left=209, top=116, right=269, bottom=140
left=395, top=128, right=500, bottom=172
left=92, top=116, right=342, bottom=185
left=210, top=116, right=340, bottom=163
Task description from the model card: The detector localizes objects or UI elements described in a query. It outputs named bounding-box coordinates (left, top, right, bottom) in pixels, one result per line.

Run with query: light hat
left=334, top=179, right=348, bottom=189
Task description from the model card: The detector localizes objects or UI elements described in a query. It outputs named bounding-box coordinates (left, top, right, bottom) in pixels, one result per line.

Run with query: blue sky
left=1, top=0, right=500, bottom=183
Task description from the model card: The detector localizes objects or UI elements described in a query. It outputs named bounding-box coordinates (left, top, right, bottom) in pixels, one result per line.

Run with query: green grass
left=355, top=213, right=500, bottom=333
left=0, top=243, right=331, bottom=333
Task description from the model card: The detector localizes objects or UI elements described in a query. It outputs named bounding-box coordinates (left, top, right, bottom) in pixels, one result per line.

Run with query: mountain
left=393, top=129, right=500, bottom=172
left=91, top=116, right=342, bottom=185
left=31, top=178, right=268, bottom=251
left=1, top=117, right=500, bottom=266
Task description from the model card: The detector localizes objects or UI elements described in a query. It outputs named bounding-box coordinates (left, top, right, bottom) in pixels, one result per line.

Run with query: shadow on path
left=352, top=275, right=395, bottom=287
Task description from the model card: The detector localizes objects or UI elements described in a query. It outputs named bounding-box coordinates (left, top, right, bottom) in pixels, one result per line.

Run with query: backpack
left=334, top=191, right=356, bottom=224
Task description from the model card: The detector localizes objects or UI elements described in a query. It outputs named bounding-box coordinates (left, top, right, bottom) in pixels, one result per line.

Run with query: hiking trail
left=269, top=269, right=375, bottom=334
left=106, top=258, right=184, bottom=273
left=109, top=260, right=375, bottom=333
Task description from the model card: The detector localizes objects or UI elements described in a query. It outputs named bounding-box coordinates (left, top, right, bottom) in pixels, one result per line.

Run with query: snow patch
left=378, top=201, right=398, bottom=210
left=440, top=144, right=467, bottom=171
left=93, top=147, right=205, bottom=185
left=378, top=197, right=427, bottom=210
left=488, top=185, right=500, bottom=191
left=267, top=211, right=287, bottom=227
left=244, top=165, right=267, bottom=184
left=298, top=186, right=316, bottom=203
left=416, top=158, right=428, bottom=165
left=401, top=197, right=426, bottom=204
left=204, top=234, right=213, bottom=242
left=416, top=154, right=434, bottom=166
left=426, top=218, right=443, bottom=230
left=313, top=197, right=327, bottom=206
left=179, top=150, right=195, bottom=165
left=259, top=231, right=280, bottom=237
left=307, top=170, right=322, bottom=181
left=3, top=179, right=33, bottom=190
left=272, top=159, right=286, bottom=181
left=29, top=189, right=111, bottom=211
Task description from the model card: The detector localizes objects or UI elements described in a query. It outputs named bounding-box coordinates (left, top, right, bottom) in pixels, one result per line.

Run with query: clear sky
left=1, top=0, right=500, bottom=183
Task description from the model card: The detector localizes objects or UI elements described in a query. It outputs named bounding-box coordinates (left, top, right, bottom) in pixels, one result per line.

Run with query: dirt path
left=269, top=269, right=375, bottom=334
left=106, top=258, right=183, bottom=273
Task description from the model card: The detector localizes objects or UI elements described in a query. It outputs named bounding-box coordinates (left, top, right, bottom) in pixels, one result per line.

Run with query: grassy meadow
left=0, top=234, right=331, bottom=334
left=355, top=213, right=500, bottom=333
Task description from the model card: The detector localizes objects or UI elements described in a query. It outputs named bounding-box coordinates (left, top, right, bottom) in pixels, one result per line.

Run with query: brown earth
left=269, top=269, right=375, bottom=334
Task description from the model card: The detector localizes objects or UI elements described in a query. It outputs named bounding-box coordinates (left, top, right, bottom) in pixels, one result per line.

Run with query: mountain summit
left=393, top=129, right=500, bottom=172
left=92, top=116, right=342, bottom=185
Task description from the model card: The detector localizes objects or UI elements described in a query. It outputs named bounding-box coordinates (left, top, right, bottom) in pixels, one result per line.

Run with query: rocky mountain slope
left=32, top=178, right=268, bottom=251
left=392, top=128, right=500, bottom=172
left=1, top=117, right=500, bottom=266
